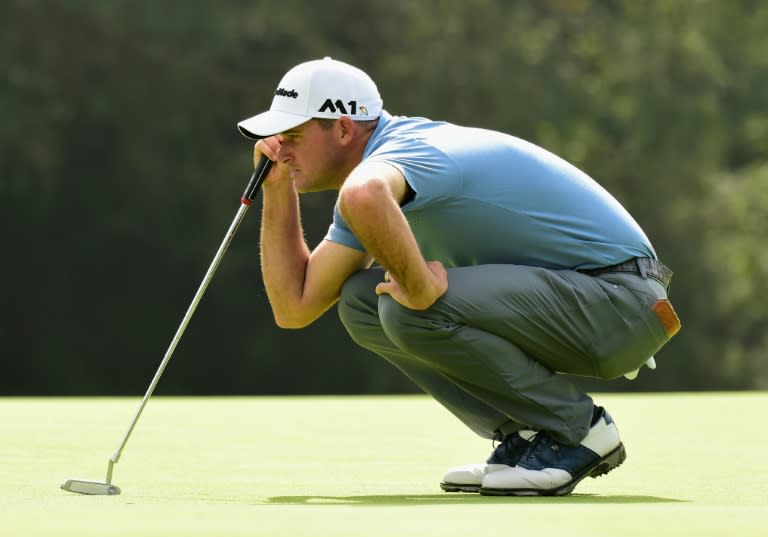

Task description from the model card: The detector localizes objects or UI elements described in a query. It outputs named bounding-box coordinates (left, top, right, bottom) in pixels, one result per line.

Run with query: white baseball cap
left=237, top=57, right=383, bottom=139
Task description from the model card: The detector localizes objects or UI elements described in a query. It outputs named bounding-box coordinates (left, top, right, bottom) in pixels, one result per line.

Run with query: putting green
left=1, top=393, right=766, bottom=536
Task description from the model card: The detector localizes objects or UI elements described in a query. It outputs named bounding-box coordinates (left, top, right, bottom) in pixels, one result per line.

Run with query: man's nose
left=278, top=143, right=293, bottom=164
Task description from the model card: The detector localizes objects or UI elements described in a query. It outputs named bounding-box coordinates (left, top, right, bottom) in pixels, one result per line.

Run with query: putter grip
left=241, top=154, right=274, bottom=204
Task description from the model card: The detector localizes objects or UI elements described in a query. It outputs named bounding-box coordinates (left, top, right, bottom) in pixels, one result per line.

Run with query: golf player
left=237, top=57, right=681, bottom=496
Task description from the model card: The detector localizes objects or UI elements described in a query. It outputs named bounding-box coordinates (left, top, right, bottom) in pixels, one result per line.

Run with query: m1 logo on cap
left=275, top=88, right=298, bottom=98
left=319, top=99, right=366, bottom=115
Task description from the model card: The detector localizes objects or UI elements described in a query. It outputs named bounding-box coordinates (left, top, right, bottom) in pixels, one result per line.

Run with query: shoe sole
left=440, top=482, right=481, bottom=493
left=478, top=442, right=626, bottom=497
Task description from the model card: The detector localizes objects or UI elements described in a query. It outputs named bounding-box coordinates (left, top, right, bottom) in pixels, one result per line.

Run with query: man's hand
left=254, top=135, right=282, bottom=163
left=253, top=136, right=288, bottom=186
left=375, top=260, right=448, bottom=310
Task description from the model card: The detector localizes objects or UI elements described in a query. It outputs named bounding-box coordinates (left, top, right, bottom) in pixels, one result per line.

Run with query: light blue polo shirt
left=325, top=111, right=655, bottom=270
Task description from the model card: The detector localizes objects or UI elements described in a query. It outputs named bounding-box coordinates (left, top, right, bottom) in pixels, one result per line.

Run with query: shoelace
left=491, top=436, right=506, bottom=457
left=489, top=431, right=535, bottom=464
left=520, top=431, right=560, bottom=461
left=490, top=434, right=517, bottom=459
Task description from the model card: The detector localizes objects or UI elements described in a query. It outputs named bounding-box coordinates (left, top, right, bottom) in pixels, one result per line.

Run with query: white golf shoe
left=440, top=430, right=536, bottom=493
left=480, top=407, right=625, bottom=496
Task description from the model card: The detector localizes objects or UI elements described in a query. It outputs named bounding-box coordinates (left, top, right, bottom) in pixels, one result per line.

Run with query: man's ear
left=337, top=116, right=356, bottom=145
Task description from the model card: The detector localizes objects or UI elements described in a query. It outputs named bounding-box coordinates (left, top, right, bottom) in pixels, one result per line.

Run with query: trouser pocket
left=590, top=286, right=681, bottom=380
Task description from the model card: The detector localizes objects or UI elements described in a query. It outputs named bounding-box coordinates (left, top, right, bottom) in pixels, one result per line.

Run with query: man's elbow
left=271, top=302, right=324, bottom=329
left=273, top=312, right=313, bottom=330
left=338, top=179, right=388, bottom=221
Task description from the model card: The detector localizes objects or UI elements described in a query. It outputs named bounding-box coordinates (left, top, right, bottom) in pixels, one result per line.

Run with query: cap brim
left=237, top=110, right=311, bottom=139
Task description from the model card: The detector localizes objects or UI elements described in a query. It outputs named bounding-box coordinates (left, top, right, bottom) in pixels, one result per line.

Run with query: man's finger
left=375, top=282, right=391, bottom=296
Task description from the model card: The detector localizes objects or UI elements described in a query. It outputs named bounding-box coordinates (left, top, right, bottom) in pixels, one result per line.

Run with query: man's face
left=278, top=119, right=344, bottom=193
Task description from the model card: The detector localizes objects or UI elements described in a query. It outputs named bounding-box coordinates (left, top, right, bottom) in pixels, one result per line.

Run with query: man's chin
left=293, top=173, right=338, bottom=194
left=290, top=171, right=308, bottom=191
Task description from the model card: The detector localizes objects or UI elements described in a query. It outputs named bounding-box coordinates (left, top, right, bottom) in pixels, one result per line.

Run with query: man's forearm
left=339, top=179, right=444, bottom=310
left=259, top=180, right=311, bottom=326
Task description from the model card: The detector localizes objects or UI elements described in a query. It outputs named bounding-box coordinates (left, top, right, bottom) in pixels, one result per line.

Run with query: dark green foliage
left=1, top=0, right=766, bottom=394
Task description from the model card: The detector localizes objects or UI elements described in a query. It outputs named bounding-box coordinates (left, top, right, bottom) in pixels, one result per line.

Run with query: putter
left=61, top=155, right=273, bottom=496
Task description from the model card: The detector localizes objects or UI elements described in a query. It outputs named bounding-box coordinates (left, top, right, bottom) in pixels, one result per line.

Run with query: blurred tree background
left=1, top=0, right=766, bottom=395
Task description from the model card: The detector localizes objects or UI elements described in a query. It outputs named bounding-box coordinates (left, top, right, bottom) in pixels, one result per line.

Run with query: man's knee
left=378, top=295, right=442, bottom=353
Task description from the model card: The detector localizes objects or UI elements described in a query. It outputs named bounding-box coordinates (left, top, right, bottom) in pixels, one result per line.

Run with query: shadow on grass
left=266, top=493, right=687, bottom=506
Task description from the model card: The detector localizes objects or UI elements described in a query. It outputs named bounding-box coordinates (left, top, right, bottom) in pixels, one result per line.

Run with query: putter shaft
left=107, top=203, right=250, bottom=481
left=89, top=157, right=273, bottom=490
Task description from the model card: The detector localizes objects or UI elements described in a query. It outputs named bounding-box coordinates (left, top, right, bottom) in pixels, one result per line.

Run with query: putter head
left=61, top=479, right=121, bottom=496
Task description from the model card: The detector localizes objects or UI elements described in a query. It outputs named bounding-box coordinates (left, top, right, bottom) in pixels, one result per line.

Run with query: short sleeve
left=323, top=201, right=366, bottom=251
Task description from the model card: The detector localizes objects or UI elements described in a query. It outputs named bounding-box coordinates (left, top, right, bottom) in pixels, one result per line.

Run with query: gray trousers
left=337, top=264, right=673, bottom=446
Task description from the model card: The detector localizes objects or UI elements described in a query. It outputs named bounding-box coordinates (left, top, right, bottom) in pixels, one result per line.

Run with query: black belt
left=579, top=258, right=673, bottom=291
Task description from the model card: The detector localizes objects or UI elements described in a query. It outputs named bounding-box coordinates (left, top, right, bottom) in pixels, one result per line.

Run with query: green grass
left=1, top=393, right=766, bottom=536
